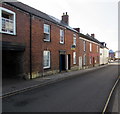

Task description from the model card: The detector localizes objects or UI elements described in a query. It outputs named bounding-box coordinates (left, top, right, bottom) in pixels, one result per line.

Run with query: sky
left=17, top=0, right=119, bottom=52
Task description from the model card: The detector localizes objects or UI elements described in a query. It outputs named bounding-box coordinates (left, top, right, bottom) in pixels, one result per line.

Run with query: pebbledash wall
left=1, top=2, right=100, bottom=79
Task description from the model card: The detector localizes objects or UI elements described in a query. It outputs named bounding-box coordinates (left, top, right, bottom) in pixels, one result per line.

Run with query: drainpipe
left=29, top=14, right=32, bottom=79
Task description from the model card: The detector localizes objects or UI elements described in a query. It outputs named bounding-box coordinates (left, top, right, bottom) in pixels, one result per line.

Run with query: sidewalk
left=2, top=64, right=109, bottom=98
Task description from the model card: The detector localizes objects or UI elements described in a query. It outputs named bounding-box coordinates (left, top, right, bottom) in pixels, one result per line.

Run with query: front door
left=68, top=54, right=71, bottom=70
left=60, top=54, right=66, bottom=72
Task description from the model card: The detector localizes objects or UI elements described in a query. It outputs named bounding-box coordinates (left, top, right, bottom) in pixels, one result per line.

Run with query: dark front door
left=68, top=54, right=71, bottom=70
left=60, top=54, right=66, bottom=72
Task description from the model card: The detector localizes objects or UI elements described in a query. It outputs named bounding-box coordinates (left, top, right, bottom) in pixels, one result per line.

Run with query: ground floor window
left=73, top=52, right=76, bottom=64
left=83, top=54, right=86, bottom=65
left=90, top=56, right=92, bottom=64
left=43, top=51, right=50, bottom=69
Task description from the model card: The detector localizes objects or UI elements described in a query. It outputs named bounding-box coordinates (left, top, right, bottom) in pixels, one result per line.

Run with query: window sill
left=0, top=31, right=16, bottom=36
left=43, top=39, right=51, bottom=42
left=73, top=63, right=76, bottom=65
left=60, top=42, right=64, bottom=45
left=43, top=67, right=51, bottom=70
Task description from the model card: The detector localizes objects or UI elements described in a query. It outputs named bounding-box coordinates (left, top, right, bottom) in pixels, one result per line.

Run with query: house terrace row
left=1, top=2, right=102, bottom=79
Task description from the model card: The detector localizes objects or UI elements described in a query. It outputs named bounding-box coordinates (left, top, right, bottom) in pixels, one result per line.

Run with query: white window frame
left=43, top=51, right=50, bottom=69
left=0, top=7, right=16, bottom=35
left=83, top=54, right=86, bottom=65
left=90, top=56, right=92, bottom=64
left=60, top=29, right=64, bottom=44
left=73, top=34, right=76, bottom=46
left=83, top=41, right=86, bottom=52
left=44, top=24, right=50, bottom=42
left=90, top=43, right=92, bottom=52
left=73, top=52, right=76, bottom=64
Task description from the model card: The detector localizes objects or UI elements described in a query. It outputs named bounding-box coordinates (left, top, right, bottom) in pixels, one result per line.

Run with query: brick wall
left=1, top=3, right=30, bottom=77
left=1, top=3, right=100, bottom=79
left=79, top=38, right=100, bottom=68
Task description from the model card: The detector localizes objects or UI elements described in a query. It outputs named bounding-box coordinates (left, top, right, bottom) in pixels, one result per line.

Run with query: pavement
left=1, top=62, right=120, bottom=112
left=2, top=64, right=109, bottom=98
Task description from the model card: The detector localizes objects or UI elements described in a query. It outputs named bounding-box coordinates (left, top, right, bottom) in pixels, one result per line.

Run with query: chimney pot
left=62, top=12, right=69, bottom=25
left=73, top=28, right=80, bottom=33
left=91, top=34, right=95, bottom=38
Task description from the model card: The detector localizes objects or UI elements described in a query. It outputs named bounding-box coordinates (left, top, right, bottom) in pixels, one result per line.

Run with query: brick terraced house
left=1, top=1, right=101, bottom=80
left=79, top=33, right=100, bottom=68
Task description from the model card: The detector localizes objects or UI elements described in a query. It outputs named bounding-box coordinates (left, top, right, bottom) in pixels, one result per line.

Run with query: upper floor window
left=44, top=24, right=50, bottom=41
left=97, top=45, right=99, bottom=52
left=43, top=51, right=50, bottom=69
left=90, top=43, right=92, bottom=52
left=60, top=29, right=64, bottom=44
left=73, top=34, right=76, bottom=46
left=0, top=7, right=16, bottom=35
left=83, top=41, right=86, bottom=52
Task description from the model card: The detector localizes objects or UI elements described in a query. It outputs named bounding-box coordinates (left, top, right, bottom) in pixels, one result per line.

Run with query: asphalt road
left=2, top=64, right=120, bottom=112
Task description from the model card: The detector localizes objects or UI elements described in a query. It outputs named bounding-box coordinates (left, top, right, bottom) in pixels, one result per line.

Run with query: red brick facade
left=1, top=2, right=100, bottom=79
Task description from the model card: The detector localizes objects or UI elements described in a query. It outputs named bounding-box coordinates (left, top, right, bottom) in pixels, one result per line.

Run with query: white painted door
left=66, top=55, right=68, bottom=70
left=79, top=56, right=82, bottom=69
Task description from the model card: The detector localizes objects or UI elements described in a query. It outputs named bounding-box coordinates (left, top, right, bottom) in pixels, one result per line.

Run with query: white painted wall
left=115, top=51, right=120, bottom=59
left=100, top=48, right=109, bottom=65
left=100, top=48, right=103, bottom=65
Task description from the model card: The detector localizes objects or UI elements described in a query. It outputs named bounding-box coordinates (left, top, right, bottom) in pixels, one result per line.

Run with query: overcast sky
left=18, top=0, right=119, bottom=51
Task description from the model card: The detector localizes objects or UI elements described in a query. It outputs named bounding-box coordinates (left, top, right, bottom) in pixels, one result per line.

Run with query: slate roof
left=79, top=33, right=100, bottom=44
left=3, top=1, right=102, bottom=44
left=100, top=42, right=109, bottom=49
left=4, top=1, right=77, bottom=33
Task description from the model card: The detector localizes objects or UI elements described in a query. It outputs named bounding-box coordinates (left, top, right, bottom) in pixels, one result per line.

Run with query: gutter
left=29, top=14, right=32, bottom=79
left=5, top=2, right=78, bottom=33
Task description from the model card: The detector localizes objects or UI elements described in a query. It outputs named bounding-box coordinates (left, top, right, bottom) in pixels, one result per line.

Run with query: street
left=2, top=64, right=120, bottom=112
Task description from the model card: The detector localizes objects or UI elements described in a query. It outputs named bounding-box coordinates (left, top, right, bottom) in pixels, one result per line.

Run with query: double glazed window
left=0, top=7, right=16, bottom=35
left=44, top=24, right=50, bottom=41
left=43, top=51, right=50, bottom=69
left=60, top=29, right=64, bottom=44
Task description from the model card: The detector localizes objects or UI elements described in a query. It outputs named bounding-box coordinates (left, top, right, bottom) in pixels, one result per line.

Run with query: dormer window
left=0, top=7, right=16, bottom=35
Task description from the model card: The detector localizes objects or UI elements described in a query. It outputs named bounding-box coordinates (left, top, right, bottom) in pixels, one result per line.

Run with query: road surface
left=2, top=64, right=120, bottom=112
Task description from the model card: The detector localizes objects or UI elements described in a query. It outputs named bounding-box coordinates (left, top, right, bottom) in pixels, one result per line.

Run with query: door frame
left=79, top=56, right=82, bottom=69
left=66, top=54, right=71, bottom=70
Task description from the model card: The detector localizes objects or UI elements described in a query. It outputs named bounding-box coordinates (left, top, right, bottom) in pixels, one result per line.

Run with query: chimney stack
left=73, top=28, right=80, bottom=33
left=62, top=12, right=69, bottom=25
left=91, top=34, right=95, bottom=38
